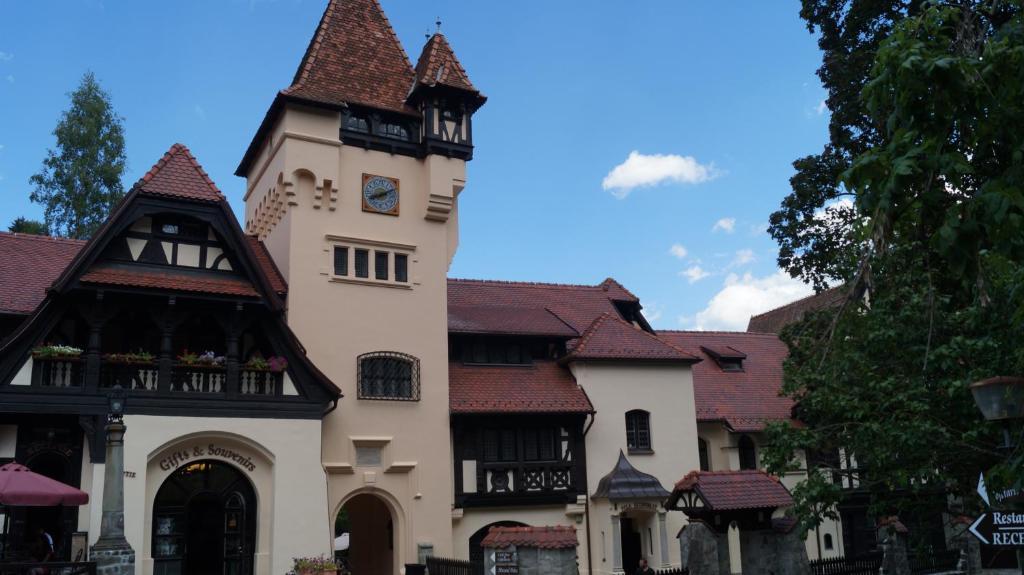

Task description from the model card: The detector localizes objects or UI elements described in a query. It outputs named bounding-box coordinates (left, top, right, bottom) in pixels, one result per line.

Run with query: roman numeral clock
left=362, top=174, right=400, bottom=216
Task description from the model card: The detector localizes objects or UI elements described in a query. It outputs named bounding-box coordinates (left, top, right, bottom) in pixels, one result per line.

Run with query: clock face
left=362, top=175, right=399, bottom=215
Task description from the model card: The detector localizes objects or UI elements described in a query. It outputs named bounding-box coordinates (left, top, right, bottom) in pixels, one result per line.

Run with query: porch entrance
left=619, top=516, right=643, bottom=574
left=152, top=460, right=256, bottom=575
left=338, top=494, right=394, bottom=575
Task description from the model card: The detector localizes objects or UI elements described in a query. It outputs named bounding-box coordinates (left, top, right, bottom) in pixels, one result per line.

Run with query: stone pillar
left=726, top=522, right=742, bottom=575
left=877, top=519, right=910, bottom=575
left=90, top=420, right=135, bottom=575
left=611, top=511, right=624, bottom=574
left=678, top=520, right=720, bottom=575
left=657, top=509, right=670, bottom=568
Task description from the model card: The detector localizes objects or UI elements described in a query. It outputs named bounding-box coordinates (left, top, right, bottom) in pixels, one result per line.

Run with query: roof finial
left=436, top=17, right=442, bottom=34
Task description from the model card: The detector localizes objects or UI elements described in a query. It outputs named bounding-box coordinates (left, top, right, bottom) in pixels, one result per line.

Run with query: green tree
left=30, top=72, right=126, bottom=239
left=7, top=217, right=48, bottom=235
left=764, top=0, right=1024, bottom=534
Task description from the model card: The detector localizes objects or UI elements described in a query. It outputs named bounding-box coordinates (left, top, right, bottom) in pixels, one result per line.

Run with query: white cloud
left=712, top=217, right=736, bottom=233
left=602, top=151, right=717, bottom=198
left=0, top=52, right=12, bottom=62
left=731, top=249, right=755, bottom=266
left=689, top=270, right=813, bottom=331
left=680, top=265, right=710, bottom=284
left=668, top=243, right=688, bottom=260
left=815, top=99, right=828, bottom=115
left=643, top=302, right=664, bottom=323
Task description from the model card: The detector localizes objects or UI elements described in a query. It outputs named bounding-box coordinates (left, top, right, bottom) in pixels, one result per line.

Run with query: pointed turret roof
left=592, top=451, right=671, bottom=501
left=414, top=33, right=477, bottom=93
left=135, top=143, right=224, bottom=203
left=282, top=0, right=417, bottom=116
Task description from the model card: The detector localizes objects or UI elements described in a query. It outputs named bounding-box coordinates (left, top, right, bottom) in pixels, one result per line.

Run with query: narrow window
left=625, top=410, right=652, bottom=452
left=333, top=246, right=348, bottom=276
left=738, top=435, right=757, bottom=470
left=394, top=254, right=408, bottom=282
left=375, top=251, right=389, bottom=280
left=698, top=437, right=711, bottom=471
left=354, top=249, right=369, bottom=278
left=823, top=534, right=834, bottom=551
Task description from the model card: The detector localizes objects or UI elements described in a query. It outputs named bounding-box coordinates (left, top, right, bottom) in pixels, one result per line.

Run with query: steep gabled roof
left=135, top=143, right=224, bottom=203
left=282, top=0, right=417, bottom=115
left=0, top=233, right=85, bottom=315
left=449, top=361, right=593, bottom=414
left=413, top=33, right=478, bottom=93
left=448, top=305, right=578, bottom=338
left=668, top=470, right=793, bottom=512
left=747, top=287, right=844, bottom=333
left=563, top=313, right=699, bottom=364
left=659, top=331, right=793, bottom=431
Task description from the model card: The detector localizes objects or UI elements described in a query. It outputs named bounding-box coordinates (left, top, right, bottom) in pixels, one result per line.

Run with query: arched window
left=357, top=352, right=420, bottom=401
left=625, top=410, right=652, bottom=452
left=823, top=533, right=834, bottom=550
left=698, top=437, right=711, bottom=471
left=738, top=435, right=757, bottom=470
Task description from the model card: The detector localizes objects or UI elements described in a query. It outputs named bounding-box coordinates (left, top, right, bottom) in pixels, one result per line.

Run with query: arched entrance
left=337, top=494, right=394, bottom=575
left=152, top=460, right=257, bottom=575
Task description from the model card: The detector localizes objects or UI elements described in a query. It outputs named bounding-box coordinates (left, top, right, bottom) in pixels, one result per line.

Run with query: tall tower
left=236, top=0, right=484, bottom=569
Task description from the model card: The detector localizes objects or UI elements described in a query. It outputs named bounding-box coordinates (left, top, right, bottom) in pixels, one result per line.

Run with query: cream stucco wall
left=570, top=362, right=700, bottom=575
left=244, top=103, right=465, bottom=572
left=79, top=415, right=326, bottom=575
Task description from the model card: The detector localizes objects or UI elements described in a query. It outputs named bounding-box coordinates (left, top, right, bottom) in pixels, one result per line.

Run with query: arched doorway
left=152, top=460, right=257, bottom=575
left=23, top=451, right=75, bottom=559
left=469, top=521, right=527, bottom=566
left=337, top=494, right=394, bottom=575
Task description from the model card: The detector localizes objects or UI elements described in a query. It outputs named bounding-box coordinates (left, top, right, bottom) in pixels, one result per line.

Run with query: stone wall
left=678, top=523, right=811, bottom=575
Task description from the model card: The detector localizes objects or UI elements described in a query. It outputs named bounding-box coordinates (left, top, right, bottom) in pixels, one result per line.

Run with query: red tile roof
left=447, top=278, right=635, bottom=335
left=564, top=313, right=699, bottom=363
left=135, top=143, right=224, bottom=203
left=658, top=331, right=793, bottom=431
left=414, top=33, right=478, bottom=93
left=80, top=266, right=259, bottom=298
left=671, top=470, right=793, bottom=511
left=449, top=361, right=593, bottom=414
left=747, top=287, right=845, bottom=333
left=480, top=526, right=578, bottom=550
left=246, top=236, right=287, bottom=295
left=448, top=305, right=577, bottom=338
left=283, top=0, right=417, bottom=116
left=0, top=233, right=85, bottom=315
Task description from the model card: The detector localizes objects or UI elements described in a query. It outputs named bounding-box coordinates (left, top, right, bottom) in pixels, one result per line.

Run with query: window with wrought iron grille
left=357, top=352, right=420, bottom=401
left=625, top=409, right=652, bottom=452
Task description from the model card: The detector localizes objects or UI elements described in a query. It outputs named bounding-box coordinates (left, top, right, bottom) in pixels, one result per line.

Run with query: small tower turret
left=408, top=32, right=486, bottom=160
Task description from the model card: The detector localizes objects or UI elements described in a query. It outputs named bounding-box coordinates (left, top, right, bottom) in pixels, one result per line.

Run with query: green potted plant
left=31, top=344, right=83, bottom=360
left=292, top=555, right=338, bottom=575
left=103, top=350, right=155, bottom=365
left=245, top=355, right=288, bottom=372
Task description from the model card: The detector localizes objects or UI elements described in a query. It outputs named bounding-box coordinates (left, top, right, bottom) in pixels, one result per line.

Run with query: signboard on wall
left=969, top=472, right=1024, bottom=548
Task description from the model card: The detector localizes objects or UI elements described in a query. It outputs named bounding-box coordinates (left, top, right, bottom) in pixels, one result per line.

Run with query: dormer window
left=344, top=114, right=369, bottom=134
left=379, top=122, right=410, bottom=141
left=700, top=345, right=746, bottom=372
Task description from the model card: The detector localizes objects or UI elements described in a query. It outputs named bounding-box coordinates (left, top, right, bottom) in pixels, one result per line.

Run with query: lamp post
left=970, top=376, right=1024, bottom=572
left=90, top=386, right=135, bottom=575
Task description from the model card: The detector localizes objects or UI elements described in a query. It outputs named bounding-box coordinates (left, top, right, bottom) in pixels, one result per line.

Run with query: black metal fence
left=909, top=549, right=962, bottom=574
left=426, top=556, right=482, bottom=575
left=810, top=554, right=882, bottom=575
left=0, top=561, right=97, bottom=575
left=654, top=567, right=689, bottom=575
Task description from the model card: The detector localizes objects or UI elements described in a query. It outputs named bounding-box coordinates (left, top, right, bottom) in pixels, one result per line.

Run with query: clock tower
left=236, top=0, right=484, bottom=568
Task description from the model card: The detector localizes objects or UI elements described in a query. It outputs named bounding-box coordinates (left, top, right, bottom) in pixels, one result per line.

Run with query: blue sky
left=0, top=1, right=829, bottom=331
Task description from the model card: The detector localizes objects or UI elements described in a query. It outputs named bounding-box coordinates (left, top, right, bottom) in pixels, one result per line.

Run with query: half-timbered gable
left=0, top=143, right=338, bottom=422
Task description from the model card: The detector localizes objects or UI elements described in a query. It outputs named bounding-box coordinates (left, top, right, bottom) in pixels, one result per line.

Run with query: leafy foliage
left=8, top=217, right=48, bottom=235
left=30, top=72, right=126, bottom=239
left=765, top=0, right=1024, bottom=532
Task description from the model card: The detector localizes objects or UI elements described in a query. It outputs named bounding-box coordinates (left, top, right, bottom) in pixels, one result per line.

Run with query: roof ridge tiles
left=134, top=143, right=224, bottom=202
left=448, top=277, right=615, bottom=291
left=0, top=232, right=87, bottom=246
left=567, top=313, right=700, bottom=363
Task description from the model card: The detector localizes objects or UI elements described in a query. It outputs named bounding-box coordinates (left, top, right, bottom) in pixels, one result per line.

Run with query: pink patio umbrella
left=0, top=462, right=89, bottom=560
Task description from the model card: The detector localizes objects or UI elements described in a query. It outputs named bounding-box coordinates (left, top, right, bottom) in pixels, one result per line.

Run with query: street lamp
left=970, top=377, right=1024, bottom=449
left=107, top=385, right=126, bottom=422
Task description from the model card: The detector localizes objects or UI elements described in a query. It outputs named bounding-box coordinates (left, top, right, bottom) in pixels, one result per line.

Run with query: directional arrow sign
left=968, top=511, right=1024, bottom=547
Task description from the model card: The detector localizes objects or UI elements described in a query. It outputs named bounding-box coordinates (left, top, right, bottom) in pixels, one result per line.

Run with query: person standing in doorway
left=634, top=558, right=655, bottom=575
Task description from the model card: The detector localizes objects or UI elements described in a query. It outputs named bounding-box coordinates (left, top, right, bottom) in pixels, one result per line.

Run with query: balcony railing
left=100, top=362, right=159, bottom=391
left=240, top=369, right=282, bottom=395
left=171, top=364, right=225, bottom=393
left=31, top=357, right=84, bottom=388
left=480, top=461, right=575, bottom=494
